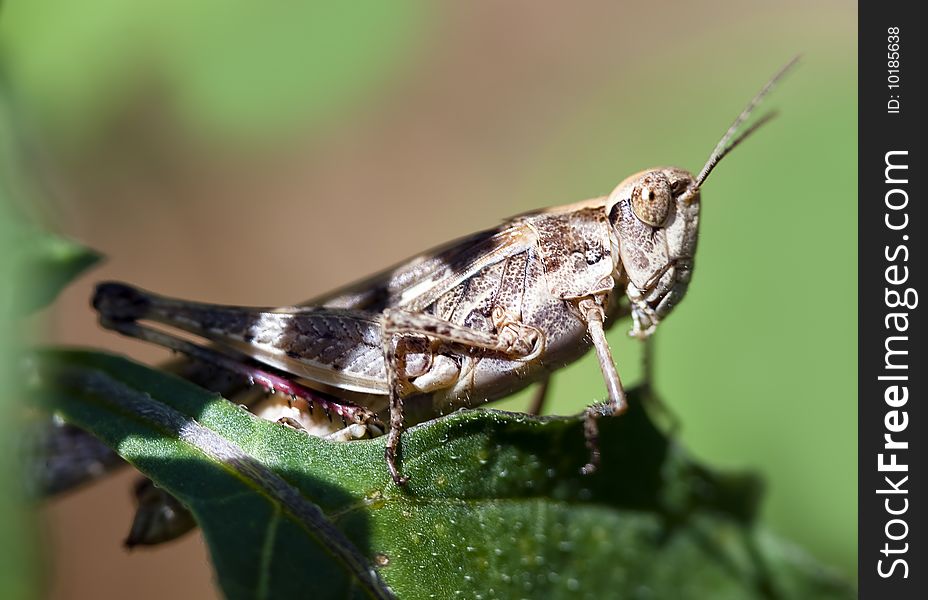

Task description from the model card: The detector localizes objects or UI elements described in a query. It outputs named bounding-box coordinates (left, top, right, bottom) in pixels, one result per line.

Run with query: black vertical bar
left=859, top=1, right=925, bottom=597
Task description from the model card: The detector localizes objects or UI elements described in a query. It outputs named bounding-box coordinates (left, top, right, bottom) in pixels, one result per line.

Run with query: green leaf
left=34, top=350, right=854, bottom=600
left=0, top=179, right=42, bottom=600
left=7, top=231, right=100, bottom=315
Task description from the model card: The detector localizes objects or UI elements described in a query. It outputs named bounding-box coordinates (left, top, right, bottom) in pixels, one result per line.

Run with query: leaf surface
left=36, top=350, right=854, bottom=600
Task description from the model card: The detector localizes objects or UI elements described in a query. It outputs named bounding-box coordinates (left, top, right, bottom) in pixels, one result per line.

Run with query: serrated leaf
left=34, top=350, right=854, bottom=599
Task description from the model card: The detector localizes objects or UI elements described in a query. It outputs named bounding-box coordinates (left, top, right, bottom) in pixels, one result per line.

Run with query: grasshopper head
left=606, top=168, right=699, bottom=328
left=604, top=57, right=798, bottom=335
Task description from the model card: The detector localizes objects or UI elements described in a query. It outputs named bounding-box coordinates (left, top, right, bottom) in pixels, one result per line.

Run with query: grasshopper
left=93, top=58, right=797, bottom=485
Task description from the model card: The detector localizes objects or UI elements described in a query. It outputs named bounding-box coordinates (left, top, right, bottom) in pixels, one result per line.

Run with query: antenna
left=695, top=55, right=800, bottom=187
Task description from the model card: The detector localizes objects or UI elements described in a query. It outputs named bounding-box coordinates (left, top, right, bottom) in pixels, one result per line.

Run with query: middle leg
left=578, top=296, right=629, bottom=475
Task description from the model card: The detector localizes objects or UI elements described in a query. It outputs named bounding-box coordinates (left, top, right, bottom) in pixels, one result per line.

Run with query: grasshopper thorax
left=606, top=168, right=700, bottom=333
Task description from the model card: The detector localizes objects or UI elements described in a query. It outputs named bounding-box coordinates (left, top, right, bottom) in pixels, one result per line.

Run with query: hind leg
left=380, top=308, right=545, bottom=485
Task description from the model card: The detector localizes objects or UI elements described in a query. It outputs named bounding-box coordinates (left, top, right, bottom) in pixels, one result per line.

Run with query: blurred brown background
left=0, top=1, right=855, bottom=597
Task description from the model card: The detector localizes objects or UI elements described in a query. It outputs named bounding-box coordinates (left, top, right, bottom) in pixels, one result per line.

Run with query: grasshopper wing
left=95, top=221, right=538, bottom=397
left=94, top=284, right=389, bottom=395
left=311, top=221, right=538, bottom=312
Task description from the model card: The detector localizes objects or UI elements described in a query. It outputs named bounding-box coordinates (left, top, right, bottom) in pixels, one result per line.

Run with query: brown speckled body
left=316, top=199, right=625, bottom=425
left=94, top=167, right=701, bottom=432
left=92, top=57, right=796, bottom=487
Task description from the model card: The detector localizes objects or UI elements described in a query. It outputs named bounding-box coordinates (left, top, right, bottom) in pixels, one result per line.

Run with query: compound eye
left=631, top=175, right=672, bottom=226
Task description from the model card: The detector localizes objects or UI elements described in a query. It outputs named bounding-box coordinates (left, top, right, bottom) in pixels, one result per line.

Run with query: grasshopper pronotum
left=93, top=58, right=797, bottom=485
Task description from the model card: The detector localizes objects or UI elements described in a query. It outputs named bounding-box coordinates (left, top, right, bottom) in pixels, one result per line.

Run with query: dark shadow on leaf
left=35, top=349, right=391, bottom=600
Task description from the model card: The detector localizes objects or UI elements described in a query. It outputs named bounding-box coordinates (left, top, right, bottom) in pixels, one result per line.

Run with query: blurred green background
left=0, top=1, right=855, bottom=598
